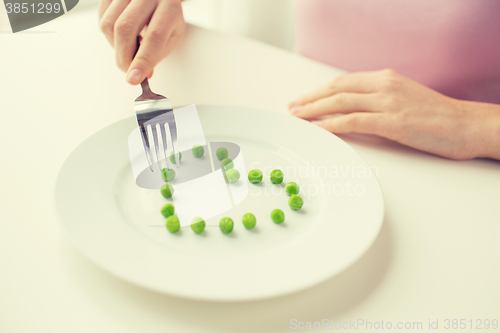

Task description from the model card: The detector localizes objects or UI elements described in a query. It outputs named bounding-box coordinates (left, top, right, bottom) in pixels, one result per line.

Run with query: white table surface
left=1, top=9, right=499, bottom=333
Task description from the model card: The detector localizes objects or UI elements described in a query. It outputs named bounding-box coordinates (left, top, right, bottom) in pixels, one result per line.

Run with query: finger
left=99, top=0, right=130, bottom=46
left=126, top=1, right=184, bottom=85
left=114, top=0, right=158, bottom=72
left=293, top=92, right=379, bottom=120
left=313, top=113, right=385, bottom=136
left=138, top=32, right=182, bottom=82
left=98, top=0, right=112, bottom=20
left=289, top=71, right=382, bottom=109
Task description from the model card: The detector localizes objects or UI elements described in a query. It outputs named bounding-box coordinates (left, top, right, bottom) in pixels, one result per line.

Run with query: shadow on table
left=62, top=214, right=393, bottom=333
left=338, top=132, right=500, bottom=168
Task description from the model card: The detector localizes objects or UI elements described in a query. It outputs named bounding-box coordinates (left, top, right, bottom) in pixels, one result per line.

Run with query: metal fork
left=133, top=39, right=180, bottom=172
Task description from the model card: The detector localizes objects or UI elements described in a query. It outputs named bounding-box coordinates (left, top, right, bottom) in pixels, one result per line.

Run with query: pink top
left=294, top=0, right=500, bottom=103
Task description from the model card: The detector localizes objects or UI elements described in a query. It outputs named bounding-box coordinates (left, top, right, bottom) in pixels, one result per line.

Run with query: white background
left=0, top=0, right=296, bottom=49
left=1, top=3, right=499, bottom=333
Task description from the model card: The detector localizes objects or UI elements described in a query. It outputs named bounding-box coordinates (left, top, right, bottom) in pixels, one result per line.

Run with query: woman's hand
left=289, top=69, right=500, bottom=160
left=98, top=0, right=185, bottom=85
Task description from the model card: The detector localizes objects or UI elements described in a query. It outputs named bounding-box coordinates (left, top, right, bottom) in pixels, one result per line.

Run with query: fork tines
left=134, top=97, right=180, bottom=172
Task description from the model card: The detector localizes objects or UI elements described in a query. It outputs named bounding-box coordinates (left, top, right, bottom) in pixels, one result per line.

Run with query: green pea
left=216, top=147, right=228, bottom=160
left=270, top=209, right=285, bottom=224
left=225, top=169, right=240, bottom=183
left=160, top=203, right=175, bottom=218
left=288, top=195, right=304, bottom=211
left=169, top=151, right=182, bottom=164
left=191, top=217, right=206, bottom=234
left=221, top=158, right=234, bottom=171
left=247, top=169, right=263, bottom=184
left=160, top=184, right=175, bottom=198
left=285, top=182, right=300, bottom=196
left=192, top=145, right=205, bottom=158
left=270, top=169, right=284, bottom=184
left=242, top=213, right=256, bottom=229
left=161, top=168, right=176, bottom=182
left=166, top=215, right=180, bottom=233
left=219, top=217, right=234, bottom=234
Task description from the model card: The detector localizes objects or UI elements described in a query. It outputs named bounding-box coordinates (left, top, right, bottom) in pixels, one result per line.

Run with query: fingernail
left=127, top=69, right=143, bottom=85
left=288, top=100, right=297, bottom=108
left=312, top=120, right=323, bottom=126
left=291, top=106, right=303, bottom=114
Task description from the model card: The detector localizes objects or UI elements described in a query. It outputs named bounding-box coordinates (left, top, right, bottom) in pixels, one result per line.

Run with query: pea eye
left=216, top=147, right=228, bottom=160
left=270, top=209, right=285, bottom=223
left=221, top=158, right=234, bottom=171
left=161, top=168, right=176, bottom=182
left=191, top=217, right=206, bottom=234
left=288, top=195, right=304, bottom=211
left=225, top=169, right=240, bottom=183
left=247, top=169, right=263, bottom=184
left=285, top=182, right=300, bottom=196
left=160, top=184, right=175, bottom=198
left=219, top=217, right=234, bottom=234
left=160, top=203, right=175, bottom=218
left=169, top=151, right=182, bottom=164
left=270, top=169, right=284, bottom=184
left=192, top=145, right=205, bottom=158
left=166, top=216, right=180, bottom=233
left=242, top=213, right=257, bottom=229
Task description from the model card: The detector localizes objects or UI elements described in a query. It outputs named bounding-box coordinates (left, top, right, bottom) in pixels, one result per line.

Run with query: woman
left=98, top=0, right=500, bottom=161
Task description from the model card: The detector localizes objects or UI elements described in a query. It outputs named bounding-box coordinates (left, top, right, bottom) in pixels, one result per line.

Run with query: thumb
left=126, top=48, right=157, bottom=85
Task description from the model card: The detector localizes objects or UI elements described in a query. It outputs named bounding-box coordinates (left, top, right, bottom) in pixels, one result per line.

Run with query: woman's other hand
left=289, top=69, right=500, bottom=160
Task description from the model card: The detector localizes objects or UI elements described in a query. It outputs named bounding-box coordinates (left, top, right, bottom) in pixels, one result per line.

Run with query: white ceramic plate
left=54, top=105, right=384, bottom=302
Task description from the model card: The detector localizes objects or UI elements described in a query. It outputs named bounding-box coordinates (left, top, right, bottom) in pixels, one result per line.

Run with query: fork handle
left=134, top=36, right=152, bottom=94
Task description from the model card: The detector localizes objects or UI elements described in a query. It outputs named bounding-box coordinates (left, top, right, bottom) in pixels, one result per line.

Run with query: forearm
left=466, top=100, right=500, bottom=160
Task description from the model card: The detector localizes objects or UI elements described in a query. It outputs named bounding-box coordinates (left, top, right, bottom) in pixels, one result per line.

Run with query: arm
left=289, top=69, right=500, bottom=161
left=462, top=100, right=500, bottom=160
